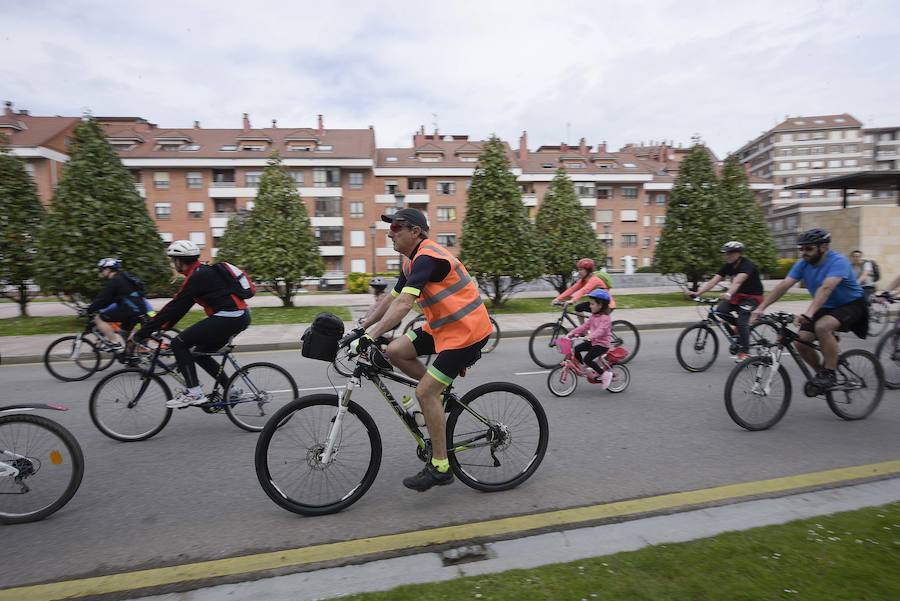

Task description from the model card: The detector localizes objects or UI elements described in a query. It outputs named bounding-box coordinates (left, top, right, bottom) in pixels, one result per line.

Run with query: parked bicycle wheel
left=43, top=335, right=101, bottom=382
left=867, top=300, right=890, bottom=337
left=255, top=394, right=382, bottom=516
left=447, top=382, right=548, bottom=492
left=605, top=364, right=630, bottom=393
left=724, top=357, right=792, bottom=431
left=528, top=323, right=568, bottom=368
left=826, top=349, right=884, bottom=421
left=874, top=329, right=900, bottom=389
left=0, top=414, right=84, bottom=524
left=224, top=362, right=299, bottom=432
left=547, top=365, right=578, bottom=397
left=482, top=316, right=501, bottom=353
left=610, top=320, right=639, bottom=364
left=675, top=324, right=719, bottom=372
left=89, top=369, right=173, bottom=442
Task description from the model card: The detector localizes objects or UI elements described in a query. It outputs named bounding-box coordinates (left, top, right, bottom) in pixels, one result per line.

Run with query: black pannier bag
left=301, top=312, right=345, bottom=362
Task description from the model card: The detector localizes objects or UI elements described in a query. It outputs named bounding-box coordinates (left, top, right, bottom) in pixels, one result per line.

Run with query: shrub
left=769, top=258, right=797, bottom=279
left=635, top=266, right=657, bottom=273
left=346, top=272, right=399, bottom=294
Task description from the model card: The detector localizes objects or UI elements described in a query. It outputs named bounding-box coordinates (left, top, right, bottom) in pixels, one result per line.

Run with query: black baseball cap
left=381, top=208, right=429, bottom=232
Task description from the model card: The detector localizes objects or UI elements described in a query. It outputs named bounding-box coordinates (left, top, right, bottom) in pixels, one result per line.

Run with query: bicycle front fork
left=320, top=377, right=358, bottom=464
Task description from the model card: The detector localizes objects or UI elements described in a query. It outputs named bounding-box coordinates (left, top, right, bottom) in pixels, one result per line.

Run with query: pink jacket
left=554, top=274, right=616, bottom=308
left=568, top=313, right=612, bottom=347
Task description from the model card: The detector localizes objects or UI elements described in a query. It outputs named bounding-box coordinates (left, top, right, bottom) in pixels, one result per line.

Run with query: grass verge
left=489, top=292, right=811, bottom=313
left=332, top=501, right=900, bottom=601
left=0, top=306, right=352, bottom=337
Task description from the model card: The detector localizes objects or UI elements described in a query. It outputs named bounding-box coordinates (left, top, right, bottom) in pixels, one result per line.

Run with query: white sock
left=188, top=386, right=204, bottom=397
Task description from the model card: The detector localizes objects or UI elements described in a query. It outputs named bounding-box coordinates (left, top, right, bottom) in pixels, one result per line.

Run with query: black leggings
left=574, top=341, right=608, bottom=373
left=715, top=298, right=758, bottom=353
left=171, top=313, right=250, bottom=388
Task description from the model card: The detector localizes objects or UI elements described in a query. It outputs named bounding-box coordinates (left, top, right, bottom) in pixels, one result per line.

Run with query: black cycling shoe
left=811, top=369, right=837, bottom=390
left=402, top=463, right=454, bottom=492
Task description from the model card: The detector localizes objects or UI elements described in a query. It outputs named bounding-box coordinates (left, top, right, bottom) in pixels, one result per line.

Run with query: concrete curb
left=1, top=321, right=699, bottom=366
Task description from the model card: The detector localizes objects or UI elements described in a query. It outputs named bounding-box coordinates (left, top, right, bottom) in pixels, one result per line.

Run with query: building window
left=575, top=183, right=595, bottom=197
left=154, top=203, right=171, bottom=219
left=436, top=206, right=457, bottom=221
left=436, top=233, right=457, bottom=247
left=386, top=258, right=401, bottom=270
left=384, top=180, right=399, bottom=194
left=407, top=177, right=427, bottom=190
left=315, top=198, right=341, bottom=217
left=383, top=206, right=399, bottom=216
left=844, top=159, right=858, bottom=167
left=245, top=171, right=262, bottom=187
left=564, top=161, right=585, bottom=169
left=596, top=209, right=613, bottom=223
left=313, top=167, right=340, bottom=187
left=844, top=144, right=858, bottom=153
left=436, top=181, right=456, bottom=195
left=655, top=215, right=666, bottom=225
left=188, top=202, right=204, bottom=219
left=781, top=133, right=793, bottom=142
left=621, top=234, right=638, bottom=247
left=153, top=172, right=169, bottom=189
left=315, top=226, right=342, bottom=245
left=350, top=259, right=366, bottom=273
left=350, top=230, right=365, bottom=247
left=289, top=170, right=304, bottom=185
left=655, top=194, right=666, bottom=205
left=643, top=237, right=651, bottom=248
left=827, top=159, right=841, bottom=168
left=596, top=188, right=611, bottom=200
left=349, top=172, right=364, bottom=189
left=189, top=231, right=206, bottom=248
left=349, top=201, right=364, bottom=218
left=621, top=186, right=638, bottom=199
left=620, top=210, right=638, bottom=222
left=780, top=163, right=793, bottom=171
left=186, top=172, right=203, bottom=188
left=159, top=232, right=173, bottom=243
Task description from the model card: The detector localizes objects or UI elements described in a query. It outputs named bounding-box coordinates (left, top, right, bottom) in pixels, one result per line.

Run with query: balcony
left=404, top=193, right=430, bottom=204
left=209, top=212, right=235, bottom=228
left=318, top=246, right=345, bottom=256
left=134, top=183, right=146, bottom=198
left=580, top=197, right=597, bottom=207
left=310, top=217, right=344, bottom=227
left=521, top=193, right=537, bottom=206
left=209, top=185, right=257, bottom=198
left=298, top=186, right=342, bottom=197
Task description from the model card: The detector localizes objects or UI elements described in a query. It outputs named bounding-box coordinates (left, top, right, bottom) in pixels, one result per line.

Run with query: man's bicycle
left=88, top=334, right=298, bottom=441
left=1, top=403, right=84, bottom=524
left=675, top=297, right=778, bottom=372
left=256, top=333, right=549, bottom=516
left=873, top=293, right=899, bottom=389
left=528, top=302, right=639, bottom=369
left=723, top=312, right=884, bottom=431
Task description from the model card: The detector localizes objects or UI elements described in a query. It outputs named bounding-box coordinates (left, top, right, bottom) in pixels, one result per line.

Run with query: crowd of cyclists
left=74, top=208, right=898, bottom=494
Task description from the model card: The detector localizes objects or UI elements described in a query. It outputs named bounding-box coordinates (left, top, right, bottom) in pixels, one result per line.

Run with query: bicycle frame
left=555, top=306, right=624, bottom=345
left=697, top=300, right=743, bottom=347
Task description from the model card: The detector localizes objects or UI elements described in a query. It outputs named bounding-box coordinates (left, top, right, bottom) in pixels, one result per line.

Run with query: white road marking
left=298, top=385, right=347, bottom=392
left=514, top=370, right=550, bottom=375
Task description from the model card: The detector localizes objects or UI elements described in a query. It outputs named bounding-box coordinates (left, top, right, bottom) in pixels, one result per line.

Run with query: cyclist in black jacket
left=85, top=258, right=151, bottom=351
left=133, top=240, right=251, bottom=409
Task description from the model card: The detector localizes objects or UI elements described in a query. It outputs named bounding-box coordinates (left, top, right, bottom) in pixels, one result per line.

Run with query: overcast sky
left=3, top=0, right=898, bottom=156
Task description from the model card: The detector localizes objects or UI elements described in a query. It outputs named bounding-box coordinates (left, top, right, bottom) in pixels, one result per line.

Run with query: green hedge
left=346, top=272, right=400, bottom=294
left=769, top=258, right=797, bottom=279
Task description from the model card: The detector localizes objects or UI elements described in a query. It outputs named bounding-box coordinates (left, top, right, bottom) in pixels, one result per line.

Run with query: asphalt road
left=2, top=329, right=898, bottom=588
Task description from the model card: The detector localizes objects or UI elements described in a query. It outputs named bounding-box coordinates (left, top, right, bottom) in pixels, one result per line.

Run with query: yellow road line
left=4, top=459, right=900, bottom=601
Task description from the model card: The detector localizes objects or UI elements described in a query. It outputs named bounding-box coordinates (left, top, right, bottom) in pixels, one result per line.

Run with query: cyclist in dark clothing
left=688, top=241, right=764, bottom=361
left=133, top=240, right=251, bottom=409
left=86, top=258, right=151, bottom=351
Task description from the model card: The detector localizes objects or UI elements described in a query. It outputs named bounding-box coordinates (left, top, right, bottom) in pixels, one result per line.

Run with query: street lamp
left=394, top=192, right=405, bottom=208
left=369, top=223, right=377, bottom=277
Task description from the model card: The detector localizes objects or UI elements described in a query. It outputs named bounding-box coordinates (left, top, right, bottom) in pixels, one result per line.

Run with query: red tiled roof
left=1, top=115, right=79, bottom=148
left=772, top=113, right=862, bottom=131
left=377, top=139, right=515, bottom=167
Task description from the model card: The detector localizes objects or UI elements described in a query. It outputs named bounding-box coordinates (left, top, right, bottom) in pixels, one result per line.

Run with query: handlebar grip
left=339, top=328, right=365, bottom=348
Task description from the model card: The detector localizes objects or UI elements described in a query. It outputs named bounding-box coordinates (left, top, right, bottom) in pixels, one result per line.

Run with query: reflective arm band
left=401, top=286, right=421, bottom=297
left=391, top=289, right=400, bottom=298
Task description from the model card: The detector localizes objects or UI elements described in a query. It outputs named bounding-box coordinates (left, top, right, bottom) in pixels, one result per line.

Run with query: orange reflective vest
left=401, top=240, right=493, bottom=352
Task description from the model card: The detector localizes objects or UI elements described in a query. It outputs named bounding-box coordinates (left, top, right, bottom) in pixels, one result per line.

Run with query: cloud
left=2, top=0, right=898, bottom=155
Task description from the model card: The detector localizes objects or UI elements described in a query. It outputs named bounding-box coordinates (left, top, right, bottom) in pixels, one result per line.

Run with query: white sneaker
left=166, top=390, right=208, bottom=409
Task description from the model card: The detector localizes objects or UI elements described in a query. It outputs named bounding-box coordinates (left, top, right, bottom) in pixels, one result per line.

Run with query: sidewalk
left=0, top=300, right=811, bottom=365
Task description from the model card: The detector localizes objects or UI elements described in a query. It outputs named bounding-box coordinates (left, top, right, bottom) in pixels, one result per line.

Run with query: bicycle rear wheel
left=447, top=382, right=548, bottom=492
left=225, top=362, right=299, bottom=432
left=610, top=320, right=639, bottom=364
left=826, top=349, right=884, bottom=420
left=724, top=356, right=792, bottom=431
left=402, top=314, right=426, bottom=335
left=528, top=323, right=568, bottom=368
left=874, top=329, right=900, bottom=389
left=255, top=394, right=382, bottom=516
left=0, top=414, right=84, bottom=524
left=89, top=369, right=173, bottom=441
left=605, top=364, right=630, bottom=393
left=547, top=365, right=577, bottom=397
left=867, top=301, right=889, bottom=337
left=675, top=324, right=719, bottom=372
left=43, top=335, right=101, bottom=382
left=482, top=316, right=501, bottom=354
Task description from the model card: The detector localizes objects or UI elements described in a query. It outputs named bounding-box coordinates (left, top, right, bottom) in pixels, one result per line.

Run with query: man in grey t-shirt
left=849, top=250, right=875, bottom=301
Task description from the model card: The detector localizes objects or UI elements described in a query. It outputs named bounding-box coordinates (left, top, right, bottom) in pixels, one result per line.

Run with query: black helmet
left=797, top=228, right=831, bottom=246
left=720, top=241, right=744, bottom=253
left=369, top=276, right=387, bottom=288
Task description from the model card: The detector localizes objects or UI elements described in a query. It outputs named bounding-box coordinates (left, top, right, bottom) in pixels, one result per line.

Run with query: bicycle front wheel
left=724, top=357, right=792, bottom=431
left=547, top=365, right=577, bottom=397
left=255, top=394, right=382, bottom=516
left=225, top=362, right=299, bottom=432
left=43, top=335, right=101, bottom=382
left=89, top=369, right=173, bottom=441
left=0, top=414, right=84, bottom=524
left=827, top=349, right=884, bottom=420
left=749, top=322, right=779, bottom=355
left=528, top=323, right=568, bottom=368
left=447, top=382, right=549, bottom=492
left=482, top=316, right=501, bottom=354
left=675, top=324, right=719, bottom=372
left=610, top=320, right=639, bottom=364
left=332, top=346, right=356, bottom=377
left=874, top=329, right=900, bottom=389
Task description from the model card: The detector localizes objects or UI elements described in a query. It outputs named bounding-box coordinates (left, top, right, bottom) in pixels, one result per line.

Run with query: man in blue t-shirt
left=751, top=228, right=866, bottom=389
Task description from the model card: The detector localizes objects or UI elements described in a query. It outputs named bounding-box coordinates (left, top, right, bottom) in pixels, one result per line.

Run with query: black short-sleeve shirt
left=393, top=241, right=452, bottom=297
left=717, top=257, right=763, bottom=296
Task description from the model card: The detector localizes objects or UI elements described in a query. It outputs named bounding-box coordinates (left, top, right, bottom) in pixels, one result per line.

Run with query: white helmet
left=97, top=257, right=121, bottom=270
left=166, top=240, right=200, bottom=257
left=720, top=241, right=744, bottom=253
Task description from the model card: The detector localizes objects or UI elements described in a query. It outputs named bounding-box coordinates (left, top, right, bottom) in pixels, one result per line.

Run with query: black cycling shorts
left=407, top=327, right=488, bottom=386
left=99, top=307, right=141, bottom=331
left=800, top=297, right=866, bottom=333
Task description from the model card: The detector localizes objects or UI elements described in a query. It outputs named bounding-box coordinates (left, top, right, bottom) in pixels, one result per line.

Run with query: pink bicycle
left=547, top=337, right=631, bottom=397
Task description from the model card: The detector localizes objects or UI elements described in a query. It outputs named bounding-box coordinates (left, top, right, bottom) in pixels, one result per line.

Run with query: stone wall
left=806, top=206, right=900, bottom=277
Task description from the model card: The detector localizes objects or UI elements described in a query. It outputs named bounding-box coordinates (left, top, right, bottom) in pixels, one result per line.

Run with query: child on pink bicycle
left=566, top=289, right=613, bottom=385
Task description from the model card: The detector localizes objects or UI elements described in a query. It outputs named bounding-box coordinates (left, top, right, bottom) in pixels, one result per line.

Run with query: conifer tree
left=0, top=136, right=45, bottom=315
left=716, top=155, right=778, bottom=274
left=34, top=118, right=170, bottom=299
left=536, top=168, right=604, bottom=293
left=460, top=136, right=542, bottom=306
left=217, top=153, right=323, bottom=306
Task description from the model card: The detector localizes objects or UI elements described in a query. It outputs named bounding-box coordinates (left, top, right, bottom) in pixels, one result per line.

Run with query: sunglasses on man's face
left=389, top=221, right=413, bottom=232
